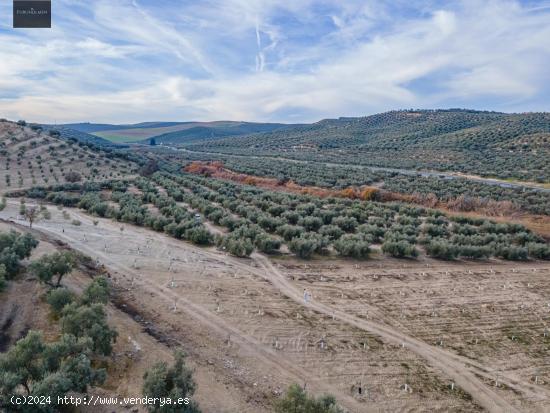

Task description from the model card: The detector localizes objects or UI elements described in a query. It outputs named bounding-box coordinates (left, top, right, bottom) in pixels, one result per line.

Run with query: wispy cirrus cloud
left=0, top=0, right=549, bottom=123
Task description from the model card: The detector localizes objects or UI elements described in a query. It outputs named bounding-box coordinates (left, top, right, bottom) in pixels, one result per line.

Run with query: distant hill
left=186, top=109, right=550, bottom=182
left=141, top=122, right=301, bottom=145
left=61, top=122, right=189, bottom=134
left=57, top=121, right=300, bottom=143
left=41, top=125, right=119, bottom=148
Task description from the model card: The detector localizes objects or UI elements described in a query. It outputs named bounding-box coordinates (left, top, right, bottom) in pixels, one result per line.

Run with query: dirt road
left=4, top=200, right=547, bottom=412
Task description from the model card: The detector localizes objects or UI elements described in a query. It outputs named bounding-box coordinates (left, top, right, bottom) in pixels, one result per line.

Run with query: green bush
left=0, top=331, right=106, bottom=410
left=46, top=288, right=75, bottom=315
left=425, top=241, right=458, bottom=260
left=0, top=264, right=6, bottom=292
left=277, top=224, right=304, bottom=241
left=527, top=243, right=550, bottom=260
left=274, top=384, right=343, bottom=413
left=254, top=233, right=281, bottom=253
left=332, top=216, right=358, bottom=232
left=288, top=236, right=318, bottom=259
left=142, top=351, right=201, bottom=413
left=184, top=226, right=213, bottom=245
left=457, top=245, right=491, bottom=259
left=496, top=245, right=528, bottom=261
left=334, top=234, right=371, bottom=258
left=0, top=231, right=39, bottom=279
left=60, top=303, right=118, bottom=356
left=81, top=277, right=110, bottom=305
left=30, top=251, right=75, bottom=287
left=319, top=225, right=344, bottom=241
left=381, top=240, right=418, bottom=258
left=300, top=216, right=323, bottom=232
left=218, top=235, right=254, bottom=257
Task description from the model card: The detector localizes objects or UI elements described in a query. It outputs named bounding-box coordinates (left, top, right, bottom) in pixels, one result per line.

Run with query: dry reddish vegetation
left=186, top=161, right=400, bottom=201
left=185, top=162, right=521, bottom=215
left=184, top=161, right=550, bottom=238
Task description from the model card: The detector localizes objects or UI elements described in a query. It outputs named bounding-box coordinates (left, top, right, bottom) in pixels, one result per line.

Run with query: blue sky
left=1, top=0, right=550, bottom=123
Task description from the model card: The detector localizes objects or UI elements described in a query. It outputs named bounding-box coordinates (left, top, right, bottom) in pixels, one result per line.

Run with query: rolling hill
left=139, top=121, right=301, bottom=145
left=59, top=121, right=299, bottom=143
left=186, top=109, right=550, bottom=182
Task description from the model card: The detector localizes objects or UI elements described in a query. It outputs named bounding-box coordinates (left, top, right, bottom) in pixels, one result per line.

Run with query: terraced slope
left=0, top=120, right=138, bottom=192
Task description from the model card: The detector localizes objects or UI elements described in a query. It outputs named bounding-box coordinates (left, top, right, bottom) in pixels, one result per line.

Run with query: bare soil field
left=2, top=200, right=549, bottom=412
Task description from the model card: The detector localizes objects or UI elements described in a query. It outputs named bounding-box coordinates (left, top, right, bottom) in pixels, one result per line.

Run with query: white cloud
left=0, top=0, right=549, bottom=123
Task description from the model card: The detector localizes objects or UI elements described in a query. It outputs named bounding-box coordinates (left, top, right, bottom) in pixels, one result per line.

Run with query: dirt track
left=3, top=200, right=550, bottom=412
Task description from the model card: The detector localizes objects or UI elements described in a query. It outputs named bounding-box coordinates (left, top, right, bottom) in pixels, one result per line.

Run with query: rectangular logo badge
left=13, top=0, right=51, bottom=28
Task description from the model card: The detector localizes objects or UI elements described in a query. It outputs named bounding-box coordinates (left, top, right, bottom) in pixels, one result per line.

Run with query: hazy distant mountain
left=58, top=121, right=300, bottom=144
left=139, top=121, right=302, bottom=145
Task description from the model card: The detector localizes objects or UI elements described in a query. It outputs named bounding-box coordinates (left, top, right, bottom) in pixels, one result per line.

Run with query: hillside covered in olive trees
left=186, top=109, right=550, bottom=182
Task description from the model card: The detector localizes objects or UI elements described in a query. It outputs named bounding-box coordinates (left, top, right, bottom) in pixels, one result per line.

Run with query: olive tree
left=274, top=384, right=344, bottom=413
left=46, top=288, right=75, bottom=315
left=24, top=206, right=40, bottom=228
left=30, top=251, right=75, bottom=287
left=0, top=331, right=105, bottom=411
left=142, top=351, right=201, bottom=413
left=80, top=276, right=110, bottom=305
left=334, top=234, right=371, bottom=259
left=60, top=303, right=117, bottom=356
left=381, top=240, right=418, bottom=258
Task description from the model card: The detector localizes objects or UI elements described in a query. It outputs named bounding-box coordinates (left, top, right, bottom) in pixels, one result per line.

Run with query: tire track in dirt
left=227, top=254, right=549, bottom=409
left=7, top=202, right=545, bottom=412
left=252, top=255, right=527, bottom=413
left=15, top=208, right=367, bottom=413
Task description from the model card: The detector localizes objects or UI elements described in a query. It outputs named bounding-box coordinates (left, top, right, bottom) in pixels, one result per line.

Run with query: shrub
left=46, top=287, right=75, bottom=315
left=319, top=225, right=344, bottom=241
left=277, top=224, right=304, bottom=241
left=423, top=223, right=449, bottom=237
left=496, top=245, right=528, bottom=261
left=61, top=303, right=118, bottom=356
left=184, top=226, right=213, bottom=245
left=300, top=216, right=323, bottom=232
left=357, top=224, right=385, bottom=243
left=64, top=171, right=82, bottom=183
left=425, top=241, right=458, bottom=260
left=334, top=234, right=371, bottom=258
left=254, top=233, right=281, bottom=253
left=0, top=331, right=106, bottom=408
left=381, top=240, right=418, bottom=258
left=30, top=251, right=75, bottom=287
left=258, top=215, right=282, bottom=232
left=218, top=235, right=254, bottom=257
left=274, top=384, right=343, bottom=413
left=0, top=231, right=38, bottom=278
left=288, top=236, right=318, bottom=259
left=526, top=243, right=550, bottom=260
left=281, top=211, right=301, bottom=225
left=0, top=264, right=6, bottom=292
left=332, top=216, right=358, bottom=232
left=142, top=351, right=201, bottom=413
left=81, top=277, right=110, bottom=305
left=457, top=245, right=491, bottom=259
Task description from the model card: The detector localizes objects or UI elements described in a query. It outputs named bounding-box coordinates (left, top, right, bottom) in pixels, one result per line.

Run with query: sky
left=0, top=0, right=550, bottom=124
